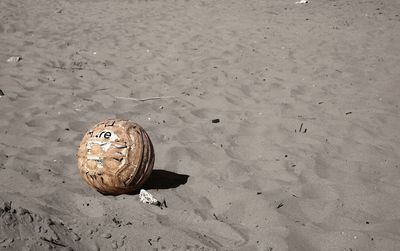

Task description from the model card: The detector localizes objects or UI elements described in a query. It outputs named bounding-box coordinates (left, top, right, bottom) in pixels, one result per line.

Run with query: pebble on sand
left=111, top=240, right=118, bottom=249
left=101, top=233, right=112, bottom=239
left=6, top=56, right=22, bottom=63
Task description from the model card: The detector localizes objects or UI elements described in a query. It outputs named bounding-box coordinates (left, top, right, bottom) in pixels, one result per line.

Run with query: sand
left=1, top=0, right=400, bottom=250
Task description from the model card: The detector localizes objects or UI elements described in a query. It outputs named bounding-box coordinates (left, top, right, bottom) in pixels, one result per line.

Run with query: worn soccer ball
left=77, top=119, right=155, bottom=195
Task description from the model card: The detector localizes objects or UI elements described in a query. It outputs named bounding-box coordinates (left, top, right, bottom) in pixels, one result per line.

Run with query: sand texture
left=1, top=0, right=400, bottom=250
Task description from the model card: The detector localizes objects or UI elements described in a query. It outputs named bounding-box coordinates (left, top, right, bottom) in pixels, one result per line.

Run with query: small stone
left=7, top=56, right=22, bottom=63
left=25, top=214, right=33, bottom=223
left=101, top=233, right=112, bottom=239
left=0, top=89, right=4, bottom=96
left=3, top=201, right=12, bottom=212
left=119, top=238, right=125, bottom=247
left=211, top=118, right=220, bottom=123
left=46, top=218, right=55, bottom=226
left=3, top=212, right=16, bottom=225
left=73, top=232, right=81, bottom=241
left=111, top=240, right=118, bottom=249
left=47, top=75, right=56, bottom=82
left=16, top=207, right=30, bottom=215
left=34, top=214, right=42, bottom=222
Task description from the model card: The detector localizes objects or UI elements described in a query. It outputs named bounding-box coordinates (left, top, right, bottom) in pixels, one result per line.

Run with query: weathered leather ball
left=77, top=119, right=155, bottom=195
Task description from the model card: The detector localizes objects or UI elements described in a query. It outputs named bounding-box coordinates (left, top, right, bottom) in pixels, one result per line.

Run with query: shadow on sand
left=102, top=170, right=189, bottom=196
left=141, top=169, right=189, bottom=191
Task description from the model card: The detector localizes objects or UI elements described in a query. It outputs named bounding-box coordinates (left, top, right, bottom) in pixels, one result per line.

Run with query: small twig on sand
left=114, top=96, right=176, bottom=102
left=40, top=237, right=66, bottom=247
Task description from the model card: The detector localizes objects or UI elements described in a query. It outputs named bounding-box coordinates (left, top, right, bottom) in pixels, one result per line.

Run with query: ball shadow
left=102, top=170, right=189, bottom=196
left=138, top=169, right=189, bottom=193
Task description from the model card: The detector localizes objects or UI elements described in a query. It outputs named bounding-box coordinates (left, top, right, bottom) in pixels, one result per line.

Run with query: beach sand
left=1, top=0, right=400, bottom=250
